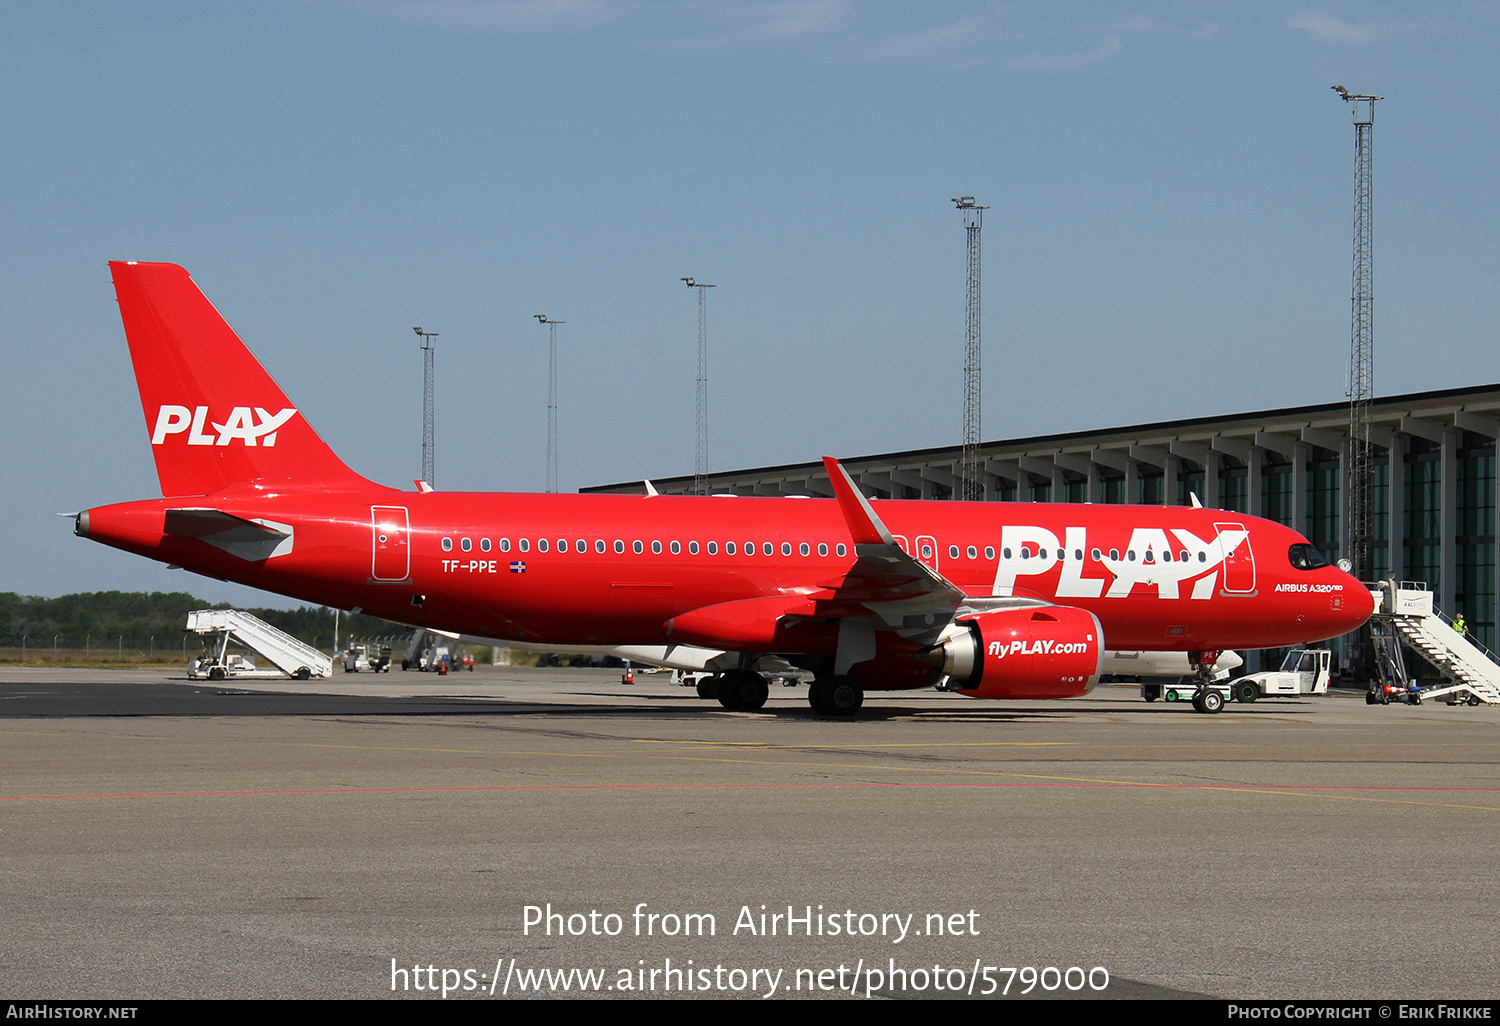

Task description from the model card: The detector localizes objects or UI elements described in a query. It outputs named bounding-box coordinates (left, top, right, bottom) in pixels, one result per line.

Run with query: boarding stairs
left=1368, top=582, right=1500, bottom=706
left=185, top=609, right=332, bottom=680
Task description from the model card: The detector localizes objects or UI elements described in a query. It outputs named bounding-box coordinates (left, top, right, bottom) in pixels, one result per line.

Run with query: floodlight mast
left=413, top=326, right=438, bottom=488
left=534, top=315, right=564, bottom=493
left=1333, top=86, right=1382, bottom=584
left=682, top=277, right=716, bottom=495
left=953, top=196, right=987, bottom=502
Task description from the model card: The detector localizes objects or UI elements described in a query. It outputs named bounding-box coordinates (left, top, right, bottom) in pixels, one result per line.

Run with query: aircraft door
left=371, top=505, right=410, bottom=582
left=1214, top=522, right=1256, bottom=594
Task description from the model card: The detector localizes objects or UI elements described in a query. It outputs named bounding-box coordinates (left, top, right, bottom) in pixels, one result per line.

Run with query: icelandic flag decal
left=510, top=561, right=527, bottom=574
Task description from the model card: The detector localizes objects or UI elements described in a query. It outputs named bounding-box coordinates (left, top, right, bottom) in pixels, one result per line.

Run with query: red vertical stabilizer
left=109, top=260, right=383, bottom=497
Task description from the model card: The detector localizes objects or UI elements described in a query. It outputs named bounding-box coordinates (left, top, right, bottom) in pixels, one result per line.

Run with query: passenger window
left=614, top=540, right=625, bottom=554
left=1091, top=548, right=1101, bottom=560
left=652, top=540, right=662, bottom=554
left=707, top=542, right=718, bottom=555
left=558, top=538, right=567, bottom=552
left=519, top=539, right=530, bottom=553
left=967, top=546, right=977, bottom=559
left=576, top=539, right=586, bottom=553
left=595, top=539, right=606, bottom=554
left=781, top=542, right=792, bottom=556
left=948, top=545, right=959, bottom=559
left=689, top=541, right=700, bottom=555
left=726, top=542, right=736, bottom=555
left=818, top=543, right=828, bottom=557
left=836, top=544, right=847, bottom=557
left=480, top=538, right=491, bottom=552
left=538, top=539, right=548, bottom=553
left=1109, top=549, right=1119, bottom=561
left=500, top=538, right=511, bottom=553
left=764, top=542, right=774, bottom=556
left=984, top=546, right=994, bottom=560
left=799, top=542, right=809, bottom=556
left=633, top=540, right=643, bottom=554
left=671, top=541, right=681, bottom=554
left=442, top=537, right=453, bottom=552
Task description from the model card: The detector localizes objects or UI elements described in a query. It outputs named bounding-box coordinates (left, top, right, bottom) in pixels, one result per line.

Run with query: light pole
left=413, top=326, right=439, bottom=487
left=534, top=315, right=565, bottom=493
left=682, top=277, right=715, bottom=495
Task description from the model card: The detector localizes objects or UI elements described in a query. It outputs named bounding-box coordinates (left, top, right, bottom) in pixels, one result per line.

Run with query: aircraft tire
left=820, top=676, right=863, bottom=717
left=718, top=671, right=768, bottom=711
left=1199, top=690, right=1224, bottom=714
left=1235, top=681, right=1259, bottom=703
left=1190, top=691, right=1204, bottom=712
left=695, top=676, right=720, bottom=700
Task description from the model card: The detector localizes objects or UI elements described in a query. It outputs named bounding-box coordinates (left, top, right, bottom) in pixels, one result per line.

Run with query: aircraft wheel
left=1190, top=691, right=1205, bottom=712
left=695, top=676, right=720, bottom=700
left=1235, top=681, right=1259, bottom=703
left=1199, top=690, right=1224, bottom=714
left=819, top=675, right=863, bottom=717
left=719, top=671, right=768, bottom=711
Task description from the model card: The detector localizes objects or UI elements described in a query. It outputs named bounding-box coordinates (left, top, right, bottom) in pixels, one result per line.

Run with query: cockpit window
left=1288, top=543, right=1329, bottom=571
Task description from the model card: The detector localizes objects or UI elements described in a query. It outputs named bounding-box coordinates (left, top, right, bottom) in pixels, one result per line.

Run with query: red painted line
left=2, top=781, right=1498, bottom=801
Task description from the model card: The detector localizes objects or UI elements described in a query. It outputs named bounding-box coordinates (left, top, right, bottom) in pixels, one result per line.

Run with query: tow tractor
left=1229, top=648, right=1331, bottom=703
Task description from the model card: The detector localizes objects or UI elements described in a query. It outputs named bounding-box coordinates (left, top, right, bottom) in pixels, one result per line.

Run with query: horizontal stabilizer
left=165, top=507, right=293, bottom=562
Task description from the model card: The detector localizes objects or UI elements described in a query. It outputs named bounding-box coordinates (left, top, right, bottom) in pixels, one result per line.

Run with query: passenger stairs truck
left=1368, top=581, right=1500, bottom=706
left=185, top=609, right=332, bottom=681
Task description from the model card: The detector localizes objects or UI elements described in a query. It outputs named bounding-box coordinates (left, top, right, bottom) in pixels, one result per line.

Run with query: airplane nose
left=1340, top=572, right=1377, bottom=631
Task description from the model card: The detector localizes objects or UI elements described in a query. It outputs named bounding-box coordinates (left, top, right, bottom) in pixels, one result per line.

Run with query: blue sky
left=3, top=1, right=1496, bottom=605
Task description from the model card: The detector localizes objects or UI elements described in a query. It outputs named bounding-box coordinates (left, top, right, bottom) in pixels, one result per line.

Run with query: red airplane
left=77, top=261, right=1374, bottom=715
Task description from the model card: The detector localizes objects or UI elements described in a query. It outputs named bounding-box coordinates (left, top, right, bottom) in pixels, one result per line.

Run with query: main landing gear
left=715, top=670, right=769, bottom=711
left=808, top=675, right=863, bottom=716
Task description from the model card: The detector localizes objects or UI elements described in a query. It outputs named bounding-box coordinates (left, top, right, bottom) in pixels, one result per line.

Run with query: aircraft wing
left=816, top=457, right=967, bottom=633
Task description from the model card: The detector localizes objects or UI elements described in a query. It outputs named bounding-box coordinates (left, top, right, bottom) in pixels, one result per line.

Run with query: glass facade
left=1219, top=455, right=1248, bottom=514
left=1455, top=433, right=1496, bottom=650
left=1176, top=459, right=1203, bottom=507
left=1305, top=446, right=1341, bottom=566
left=1404, top=438, right=1442, bottom=593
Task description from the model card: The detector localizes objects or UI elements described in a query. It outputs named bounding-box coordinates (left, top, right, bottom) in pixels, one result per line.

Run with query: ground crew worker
left=1453, top=613, right=1467, bottom=636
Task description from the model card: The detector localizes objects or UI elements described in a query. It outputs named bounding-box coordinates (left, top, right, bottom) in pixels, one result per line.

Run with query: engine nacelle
left=936, top=607, right=1104, bottom=700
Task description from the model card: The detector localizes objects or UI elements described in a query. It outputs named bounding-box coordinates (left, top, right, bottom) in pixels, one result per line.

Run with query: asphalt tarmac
left=1, top=665, right=1495, bottom=1001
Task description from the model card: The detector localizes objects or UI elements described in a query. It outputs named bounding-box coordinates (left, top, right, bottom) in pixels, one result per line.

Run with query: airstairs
left=1368, top=582, right=1500, bottom=706
left=185, top=609, right=332, bottom=681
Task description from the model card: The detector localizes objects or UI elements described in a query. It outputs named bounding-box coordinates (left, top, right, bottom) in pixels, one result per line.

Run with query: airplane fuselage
left=80, top=487, right=1370, bottom=667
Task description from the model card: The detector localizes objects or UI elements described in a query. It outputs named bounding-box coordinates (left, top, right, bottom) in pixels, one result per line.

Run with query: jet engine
left=926, top=607, right=1104, bottom=700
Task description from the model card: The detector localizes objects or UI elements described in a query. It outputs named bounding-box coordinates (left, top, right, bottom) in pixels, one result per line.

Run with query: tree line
left=0, top=591, right=409, bottom=647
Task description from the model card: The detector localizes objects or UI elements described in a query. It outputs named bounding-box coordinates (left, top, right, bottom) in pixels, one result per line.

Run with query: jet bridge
left=185, top=609, right=332, bottom=681
left=1368, top=582, right=1500, bottom=706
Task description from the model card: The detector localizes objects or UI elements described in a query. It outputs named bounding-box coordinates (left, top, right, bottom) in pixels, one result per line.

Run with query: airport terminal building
left=587, top=382, right=1500, bottom=659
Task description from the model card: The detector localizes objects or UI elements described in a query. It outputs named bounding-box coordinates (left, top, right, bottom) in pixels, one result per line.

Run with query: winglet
left=644, top=480, right=659, bottom=496
left=822, top=457, right=895, bottom=547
